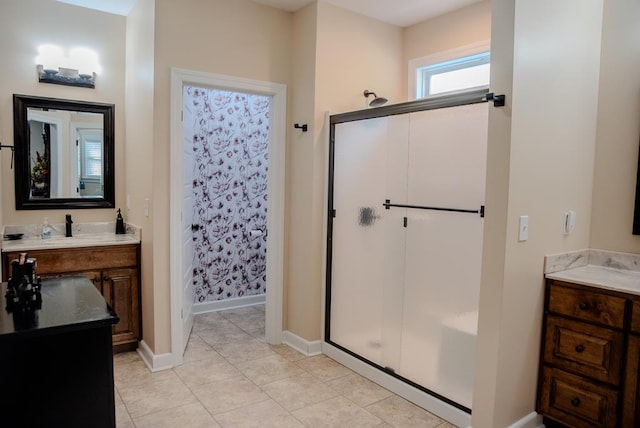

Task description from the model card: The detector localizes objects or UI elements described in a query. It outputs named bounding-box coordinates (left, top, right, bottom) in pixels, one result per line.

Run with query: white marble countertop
left=1, top=233, right=140, bottom=251
left=2, top=221, right=141, bottom=252
left=545, top=249, right=640, bottom=296
left=546, top=265, right=640, bottom=296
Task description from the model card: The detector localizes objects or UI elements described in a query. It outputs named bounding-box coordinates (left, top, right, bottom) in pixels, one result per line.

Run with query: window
left=77, top=129, right=103, bottom=181
left=418, top=52, right=490, bottom=97
left=409, top=42, right=491, bottom=100
left=82, top=139, right=102, bottom=180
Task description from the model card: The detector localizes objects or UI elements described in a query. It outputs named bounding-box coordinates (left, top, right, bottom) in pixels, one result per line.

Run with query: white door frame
left=169, top=67, right=286, bottom=366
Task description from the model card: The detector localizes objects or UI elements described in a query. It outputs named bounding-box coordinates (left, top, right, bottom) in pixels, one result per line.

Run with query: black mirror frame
left=13, top=94, right=115, bottom=210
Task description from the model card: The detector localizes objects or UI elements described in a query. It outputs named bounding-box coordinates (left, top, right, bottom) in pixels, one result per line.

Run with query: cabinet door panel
left=102, top=268, right=139, bottom=344
left=631, top=301, right=640, bottom=334
left=623, top=335, right=640, bottom=427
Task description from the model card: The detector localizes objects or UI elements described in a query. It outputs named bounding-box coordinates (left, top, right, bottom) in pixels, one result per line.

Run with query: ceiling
left=252, top=0, right=483, bottom=27
left=57, top=0, right=137, bottom=16
left=56, top=0, right=483, bottom=27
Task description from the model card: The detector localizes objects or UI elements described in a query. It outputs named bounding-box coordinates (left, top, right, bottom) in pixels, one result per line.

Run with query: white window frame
left=408, top=40, right=491, bottom=101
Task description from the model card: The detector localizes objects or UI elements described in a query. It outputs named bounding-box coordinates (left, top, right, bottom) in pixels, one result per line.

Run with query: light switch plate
left=519, top=215, right=529, bottom=242
left=563, top=210, right=576, bottom=234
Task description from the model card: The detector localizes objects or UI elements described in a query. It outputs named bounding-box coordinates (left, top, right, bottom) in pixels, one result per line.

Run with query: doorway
left=186, top=86, right=270, bottom=304
left=169, top=68, right=286, bottom=367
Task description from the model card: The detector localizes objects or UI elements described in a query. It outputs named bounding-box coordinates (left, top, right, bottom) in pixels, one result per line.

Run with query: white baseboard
left=193, top=294, right=266, bottom=314
left=137, top=340, right=174, bottom=372
left=282, top=330, right=322, bottom=356
left=506, top=412, right=543, bottom=428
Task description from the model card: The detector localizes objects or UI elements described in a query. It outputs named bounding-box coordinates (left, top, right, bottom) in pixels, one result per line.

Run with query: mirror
left=13, top=94, right=114, bottom=209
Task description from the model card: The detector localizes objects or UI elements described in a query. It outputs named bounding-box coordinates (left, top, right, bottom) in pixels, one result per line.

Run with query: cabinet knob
left=102, top=276, right=110, bottom=282
left=571, top=398, right=581, bottom=407
left=579, top=302, right=589, bottom=310
left=575, top=344, right=585, bottom=353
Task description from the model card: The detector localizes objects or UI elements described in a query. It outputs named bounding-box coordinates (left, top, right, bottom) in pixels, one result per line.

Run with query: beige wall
left=287, top=3, right=318, bottom=336
left=125, top=0, right=156, bottom=349
left=471, top=0, right=514, bottom=425
left=285, top=1, right=404, bottom=341
left=150, top=0, right=293, bottom=353
left=403, top=0, right=492, bottom=100
left=0, top=0, right=126, bottom=226
left=315, top=2, right=404, bottom=111
left=473, top=0, right=604, bottom=426
left=590, top=0, right=640, bottom=253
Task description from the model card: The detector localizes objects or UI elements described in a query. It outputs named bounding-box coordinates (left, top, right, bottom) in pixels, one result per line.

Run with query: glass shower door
left=328, top=97, right=488, bottom=412
left=330, top=114, right=408, bottom=371
left=397, top=103, right=488, bottom=409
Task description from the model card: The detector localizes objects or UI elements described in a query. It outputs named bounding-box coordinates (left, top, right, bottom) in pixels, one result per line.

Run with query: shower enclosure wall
left=324, top=89, right=489, bottom=423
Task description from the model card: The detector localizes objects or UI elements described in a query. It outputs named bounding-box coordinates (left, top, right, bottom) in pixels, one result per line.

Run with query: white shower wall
left=329, top=102, right=488, bottom=410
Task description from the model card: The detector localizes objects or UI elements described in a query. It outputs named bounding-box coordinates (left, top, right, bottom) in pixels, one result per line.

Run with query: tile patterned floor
left=114, top=305, right=457, bottom=427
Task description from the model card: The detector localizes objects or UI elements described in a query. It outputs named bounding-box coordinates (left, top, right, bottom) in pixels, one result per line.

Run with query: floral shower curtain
left=185, top=86, right=270, bottom=303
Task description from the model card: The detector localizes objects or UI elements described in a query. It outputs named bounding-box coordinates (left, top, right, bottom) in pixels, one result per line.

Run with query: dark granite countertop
left=1, top=276, right=118, bottom=337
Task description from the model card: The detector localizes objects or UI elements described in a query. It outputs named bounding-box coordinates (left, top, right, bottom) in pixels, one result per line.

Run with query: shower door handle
left=383, top=199, right=485, bottom=217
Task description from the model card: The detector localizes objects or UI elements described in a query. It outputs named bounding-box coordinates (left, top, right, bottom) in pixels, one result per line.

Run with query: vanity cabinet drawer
left=544, top=315, right=623, bottom=385
left=3, top=245, right=137, bottom=277
left=548, top=281, right=626, bottom=329
left=539, top=367, right=618, bottom=428
left=631, top=300, right=640, bottom=334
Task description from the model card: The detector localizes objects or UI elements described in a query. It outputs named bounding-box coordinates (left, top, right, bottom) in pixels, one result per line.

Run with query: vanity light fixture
left=36, top=45, right=101, bottom=89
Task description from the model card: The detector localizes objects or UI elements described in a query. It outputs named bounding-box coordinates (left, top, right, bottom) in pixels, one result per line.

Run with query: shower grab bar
left=383, top=199, right=484, bottom=217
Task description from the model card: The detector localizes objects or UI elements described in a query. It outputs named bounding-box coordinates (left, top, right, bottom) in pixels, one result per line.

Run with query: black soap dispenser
left=115, top=208, right=126, bottom=235
left=65, top=214, right=73, bottom=237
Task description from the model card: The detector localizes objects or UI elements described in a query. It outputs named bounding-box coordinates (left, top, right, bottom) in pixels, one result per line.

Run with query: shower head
left=364, top=90, right=388, bottom=107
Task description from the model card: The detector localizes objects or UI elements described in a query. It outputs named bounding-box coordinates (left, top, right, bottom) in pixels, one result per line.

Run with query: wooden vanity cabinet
left=2, top=244, right=141, bottom=353
left=537, top=279, right=640, bottom=427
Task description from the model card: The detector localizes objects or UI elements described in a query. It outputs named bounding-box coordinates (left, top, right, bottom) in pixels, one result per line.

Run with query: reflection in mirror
left=28, top=109, right=104, bottom=199
left=13, top=95, right=114, bottom=209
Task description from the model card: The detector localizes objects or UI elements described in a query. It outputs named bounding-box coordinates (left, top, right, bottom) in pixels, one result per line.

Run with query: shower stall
left=324, top=89, right=489, bottom=423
